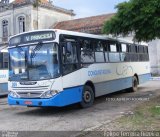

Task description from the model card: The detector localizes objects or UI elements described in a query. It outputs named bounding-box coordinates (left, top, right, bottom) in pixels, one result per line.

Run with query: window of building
left=18, top=16, right=25, bottom=33
left=2, top=20, right=8, bottom=38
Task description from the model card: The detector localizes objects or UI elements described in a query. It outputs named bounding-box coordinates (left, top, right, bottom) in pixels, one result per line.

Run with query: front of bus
left=8, top=30, right=65, bottom=107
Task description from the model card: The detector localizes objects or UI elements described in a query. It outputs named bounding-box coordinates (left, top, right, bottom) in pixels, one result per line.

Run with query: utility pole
left=33, top=0, right=41, bottom=30
left=37, top=2, right=38, bottom=30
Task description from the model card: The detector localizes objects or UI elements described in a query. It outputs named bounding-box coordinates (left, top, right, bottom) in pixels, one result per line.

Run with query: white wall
left=149, top=39, right=160, bottom=75
left=31, top=6, right=73, bottom=30
left=0, top=9, right=12, bottom=43
left=0, top=4, right=73, bottom=43
left=13, top=5, right=32, bottom=34
left=0, top=5, right=32, bottom=43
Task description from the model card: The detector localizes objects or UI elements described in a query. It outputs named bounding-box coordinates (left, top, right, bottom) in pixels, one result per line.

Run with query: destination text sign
left=9, top=31, right=56, bottom=47
left=24, top=33, right=54, bottom=42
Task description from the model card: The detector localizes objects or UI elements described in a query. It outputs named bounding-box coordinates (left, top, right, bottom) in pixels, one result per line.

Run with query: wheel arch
left=134, top=73, right=139, bottom=84
left=84, top=81, right=95, bottom=97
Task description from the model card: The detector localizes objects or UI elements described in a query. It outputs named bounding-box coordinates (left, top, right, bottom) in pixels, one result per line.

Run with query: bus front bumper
left=8, top=86, right=83, bottom=107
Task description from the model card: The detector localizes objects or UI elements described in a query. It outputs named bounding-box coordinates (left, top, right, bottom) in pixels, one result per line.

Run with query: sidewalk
left=150, top=77, right=160, bottom=81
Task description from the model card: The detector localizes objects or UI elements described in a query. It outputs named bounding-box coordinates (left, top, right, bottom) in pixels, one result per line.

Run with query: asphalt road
left=0, top=81, right=160, bottom=136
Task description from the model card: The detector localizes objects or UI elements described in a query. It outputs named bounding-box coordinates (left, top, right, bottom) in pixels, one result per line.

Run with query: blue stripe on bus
left=95, top=77, right=132, bottom=97
left=8, top=86, right=83, bottom=107
left=95, top=73, right=151, bottom=97
left=8, top=73, right=151, bottom=107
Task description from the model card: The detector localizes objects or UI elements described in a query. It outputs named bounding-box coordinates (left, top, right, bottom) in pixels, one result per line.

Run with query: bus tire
left=80, top=85, right=94, bottom=108
left=130, top=76, right=138, bottom=92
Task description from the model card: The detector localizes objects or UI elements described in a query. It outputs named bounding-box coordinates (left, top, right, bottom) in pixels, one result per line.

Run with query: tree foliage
left=33, top=0, right=41, bottom=7
left=103, top=0, right=160, bottom=42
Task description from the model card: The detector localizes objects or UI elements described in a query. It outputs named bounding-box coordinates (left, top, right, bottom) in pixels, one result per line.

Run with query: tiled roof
left=13, top=0, right=25, bottom=4
left=13, top=0, right=49, bottom=5
left=53, top=13, right=115, bottom=34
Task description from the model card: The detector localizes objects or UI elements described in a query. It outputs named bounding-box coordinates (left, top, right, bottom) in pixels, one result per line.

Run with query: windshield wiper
left=16, top=46, right=25, bottom=58
left=30, top=42, right=43, bottom=58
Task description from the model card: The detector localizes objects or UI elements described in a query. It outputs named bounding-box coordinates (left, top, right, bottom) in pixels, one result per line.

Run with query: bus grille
left=12, top=86, right=49, bottom=98
left=17, top=92, right=43, bottom=98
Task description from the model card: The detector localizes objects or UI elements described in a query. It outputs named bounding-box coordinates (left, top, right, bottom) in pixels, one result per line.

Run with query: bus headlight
left=9, top=91, right=20, bottom=98
left=40, top=90, right=59, bottom=98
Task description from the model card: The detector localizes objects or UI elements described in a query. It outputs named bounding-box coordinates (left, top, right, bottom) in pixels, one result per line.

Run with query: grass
left=150, top=106, right=160, bottom=116
left=115, top=96, right=160, bottom=131
left=78, top=97, right=160, bottom=137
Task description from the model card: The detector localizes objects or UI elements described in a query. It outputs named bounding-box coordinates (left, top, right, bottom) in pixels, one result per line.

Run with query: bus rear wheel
left=80, top=85, right=94, bottom=108
left=130, top=76, right=138, bottom=92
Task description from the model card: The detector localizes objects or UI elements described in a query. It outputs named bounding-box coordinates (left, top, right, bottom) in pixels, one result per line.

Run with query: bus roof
left=9, top=29, right=148, bottom=46
left=9, top=29, right=111, bottom=40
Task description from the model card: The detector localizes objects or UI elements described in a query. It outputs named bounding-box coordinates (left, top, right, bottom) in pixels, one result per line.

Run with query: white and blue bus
left=8, top=29, right=150, bottom=108
left=0, top=47, right=8, bottom=96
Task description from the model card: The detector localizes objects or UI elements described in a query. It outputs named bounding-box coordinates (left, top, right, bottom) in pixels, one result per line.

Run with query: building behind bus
left=0, top=0, right=159, bottom=76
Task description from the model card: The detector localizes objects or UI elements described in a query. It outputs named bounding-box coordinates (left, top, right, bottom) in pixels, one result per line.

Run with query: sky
left=10, top=0, right=127, bottom=18
left=53, top=0, right=127, bottom=18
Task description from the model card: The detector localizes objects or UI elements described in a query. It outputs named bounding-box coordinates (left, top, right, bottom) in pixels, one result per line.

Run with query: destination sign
left=9, top=31, right=56, bottom=47
left=24, top=33, right=54, bottom=42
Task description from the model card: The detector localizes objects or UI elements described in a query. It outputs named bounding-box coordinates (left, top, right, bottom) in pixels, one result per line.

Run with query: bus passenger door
left=60, top=41, right=81, bottom=89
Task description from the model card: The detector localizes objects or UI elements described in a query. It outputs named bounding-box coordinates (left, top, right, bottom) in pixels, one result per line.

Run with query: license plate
left=24, top=101, right=32, bottom=105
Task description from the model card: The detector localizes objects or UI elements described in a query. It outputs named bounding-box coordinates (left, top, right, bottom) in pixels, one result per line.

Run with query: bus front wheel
left=130, top=76, right=138, bottom=92
left=80, top=85, right=94, bottom=108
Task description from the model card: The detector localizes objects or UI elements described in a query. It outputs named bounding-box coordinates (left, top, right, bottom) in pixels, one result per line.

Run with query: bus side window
left=142, top=46, right=147, bottom=61
left=62, top=41, right=79, bottom=75
left=62, top=42, right=78, bottom=64
left=108, top=41, right=120, bottom=62
left=94, top=40, right=105, bottom=63
left=120, top=43, right=127, bottom=62
left=144, top=46, right=149, bottom=61
left=125, top=44, right=131, bottom=62
left=81, top=39, right=94, bottom=63
left=139, top=45, right=143, bottom=61
left=103, top=41, right=109, bottom=62
left=130, top=45, right=138, bottom=62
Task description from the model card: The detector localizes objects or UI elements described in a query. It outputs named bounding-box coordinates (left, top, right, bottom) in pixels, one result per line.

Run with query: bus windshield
left=9, top=42, right=60, bottom=81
